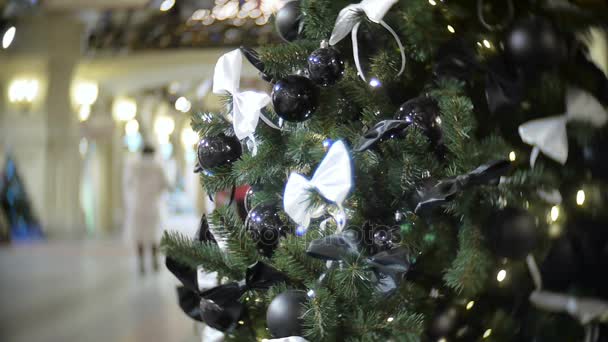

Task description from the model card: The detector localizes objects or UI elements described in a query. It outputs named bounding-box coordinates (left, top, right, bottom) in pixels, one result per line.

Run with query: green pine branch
left=160, top=231, right=244, bottom=280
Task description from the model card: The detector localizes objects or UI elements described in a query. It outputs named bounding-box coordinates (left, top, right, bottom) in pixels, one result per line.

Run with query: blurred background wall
left=0, top=0, right=279, bottom=241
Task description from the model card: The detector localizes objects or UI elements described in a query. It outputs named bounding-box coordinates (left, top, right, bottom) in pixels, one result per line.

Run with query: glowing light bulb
left=159, top=0, right=175, bottom=12
left=428, top=0, right=437, bottom=5
left=466, top=301, right=474, bottom=310
left=387, top=317, right=394, bottom=322
left=483, top=39, right=492, bottom=48
left=509, top=151, right=516, bottom=161
left=576, top=190, right=585, bottom=206
left=2, top=26, right=16, bottom=49
left=550, top=206, right=559, bottom=222
left=497, top=269, right=506, bottom=282
left=369, top=78, right=381, bottom=88
left=447, top=25, right=455, bottom=33
left=483, top=329, right=492, bottom=338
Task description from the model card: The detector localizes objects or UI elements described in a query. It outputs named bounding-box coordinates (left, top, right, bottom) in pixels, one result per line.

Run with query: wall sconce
left=8, top=78, right=39, bottom=111
left=154, top=115, right=175, bottom=144
left=112, top=97, right=137, bottom=122
left=72, top=81, right=99, bottom=122
left=181, top=126, right=198, bottom=148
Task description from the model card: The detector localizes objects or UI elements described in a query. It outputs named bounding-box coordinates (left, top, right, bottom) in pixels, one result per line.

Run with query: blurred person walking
left=124, top=145, right=169, bottom=274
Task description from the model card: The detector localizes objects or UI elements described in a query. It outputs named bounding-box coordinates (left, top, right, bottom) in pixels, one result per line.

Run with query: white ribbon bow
left=213, top=49, right=276, bottom=152
left=329, top=0, right=405, bottom=82
left=518, top=87, right=608, bottom=166
left=283, top=140, right=353, bottom=230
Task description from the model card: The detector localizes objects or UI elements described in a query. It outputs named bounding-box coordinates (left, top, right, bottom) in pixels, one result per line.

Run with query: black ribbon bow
left=354, top=119, right=411, bottom=152
left=306, top=231, right=412, bottom=295
left=199, top=261, right=288, bottom=332
left=415, top=159, right=511, bottom=214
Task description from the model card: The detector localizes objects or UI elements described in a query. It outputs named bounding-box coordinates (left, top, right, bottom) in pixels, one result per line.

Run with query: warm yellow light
left=387, top=317, right=394, bottom=322
left=175, top=96, right=192, bottom=113
left=159, top=0, right=175, bottom=11
left=428, top=0, right=437, bottom=5
left=483, top=329, right=492, bottom=338
left=154, top=115, right=175, bottom=139
left=497, top=269, right=507, bottom=282
left=438, top=338, right=447, bottom=342
left=78, top=105, right=91, bottom=122
left=112, top=97, right=137, bottom=122
left=8, top=79, right=39, bottom=103
left=509, top=151, right=516, bottom=162
left=550, top=206, right=560, bottom=222
left=483, top=39, right=492, bottom=48
left=125, top=119, right=140, bottom=136
left=2, top=26, right=16, bottom=49
left=548, top=224, right=562, bottom=238
left=447, top=25, right=455, bottom=33
left=73, top=81, right=99, bottom=106
left=238, top=320, right=245, bottom=325
left=576, top=190, right=585, bottom=206
left=260, top=0, right=286, bottom=13
left=466, top=301, right=475, bottom=310
left=181, top=127, right=199, bottom=148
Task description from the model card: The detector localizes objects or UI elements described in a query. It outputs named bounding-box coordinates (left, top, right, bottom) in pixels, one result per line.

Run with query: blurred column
left=42, top=13, right=86, bottom=237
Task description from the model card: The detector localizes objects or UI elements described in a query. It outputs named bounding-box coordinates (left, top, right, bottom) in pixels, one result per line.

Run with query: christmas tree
left=161, top=0, right=608, bottom=340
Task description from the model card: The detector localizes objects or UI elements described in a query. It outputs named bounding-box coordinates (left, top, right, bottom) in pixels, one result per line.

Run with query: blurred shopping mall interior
left=0, top=0, right=279, bottom=341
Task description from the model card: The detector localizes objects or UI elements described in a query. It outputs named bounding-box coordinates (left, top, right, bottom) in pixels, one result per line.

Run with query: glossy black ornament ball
left=307, top=47, right=345, bottom=86
left=486, top=207, right=539, bottom=259
left=275, top=1, right=302, bottom=42
left=271, top=75, right=319, bottom=122
left=196, top=134, right=242, bottom=170
left=266, top=290, right=307, bottom=338
left=245, top=205, right=290, bottom=257
left=504, top=16, right=566, bottom=70
left=394, top=96, right=443, bottom=146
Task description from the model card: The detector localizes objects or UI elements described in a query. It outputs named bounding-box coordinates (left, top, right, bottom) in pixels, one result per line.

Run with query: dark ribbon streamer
left=415, top=159, right=511, bottom=214
left=196, top=214, right=217, bottom=245
left=306, top=231, right=412, bottom=295
left=240, top=46, right=274, bottom=83
left=354, top=119, right=411, bottom=152
left=198, top=261, right=288, bottom=332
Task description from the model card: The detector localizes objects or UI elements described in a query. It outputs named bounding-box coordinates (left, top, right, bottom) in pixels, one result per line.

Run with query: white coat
left=123, top=155, right=169, bottom=245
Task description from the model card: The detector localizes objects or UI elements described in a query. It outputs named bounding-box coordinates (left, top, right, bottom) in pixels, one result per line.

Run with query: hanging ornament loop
left=477, top=0, right=514, bottom=31
left=329, top=0, right=405, bottom=82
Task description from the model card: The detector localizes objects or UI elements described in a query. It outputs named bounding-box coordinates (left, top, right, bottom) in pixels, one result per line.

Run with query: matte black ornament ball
left=196, top=134, right=242, bottom=170
left=486, top=207, right=539, bottom=259
left=245, top=205, right=290, bottom=257
left=275, top=1, right=302, bottom=42
left=394, top=96, right=443, bottom=146
left=271, top=75, right=319, bottom=122
left=504, top=16, right=567, bottom=70
left=266, top=290, right=307, bottom=338
left=307, top=47, right=345, bottom=86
